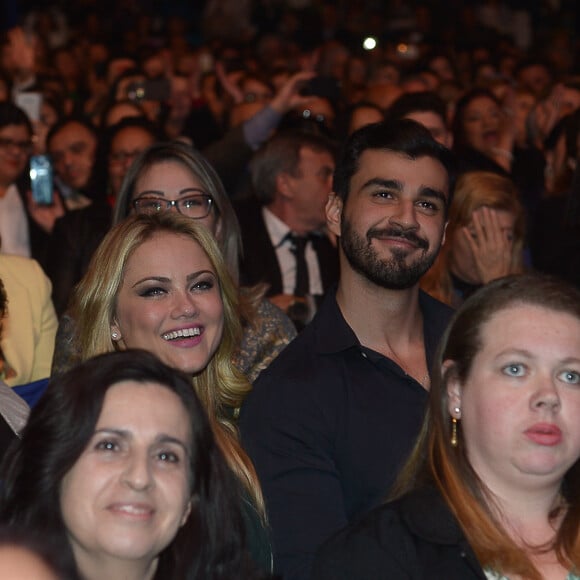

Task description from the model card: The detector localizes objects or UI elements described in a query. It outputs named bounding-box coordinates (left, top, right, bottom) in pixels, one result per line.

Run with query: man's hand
left=26, top=190, right=65, bottom=234
left=270, top=71, right=317, bottom=115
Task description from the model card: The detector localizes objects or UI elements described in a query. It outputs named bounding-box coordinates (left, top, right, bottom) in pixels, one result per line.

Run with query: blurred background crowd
left=0, top=0, right=579, bottom=375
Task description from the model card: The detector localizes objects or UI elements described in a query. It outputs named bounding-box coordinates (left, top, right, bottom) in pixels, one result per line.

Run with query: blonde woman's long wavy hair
left=72, top=212, right=264, bottom=515
left=421, top=171, right=525, bottom=305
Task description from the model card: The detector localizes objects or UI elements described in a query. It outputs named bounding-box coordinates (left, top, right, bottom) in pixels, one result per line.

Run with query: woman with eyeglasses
left=52, top=141, right=296, bottom=384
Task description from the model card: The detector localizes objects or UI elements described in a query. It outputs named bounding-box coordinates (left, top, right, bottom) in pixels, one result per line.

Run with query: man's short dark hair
left=46, top=115, right=98, bottom=151
left=0, top=102, right=32, bottom=134
left=386, top=91, right=448, bottom=127
left=333, top=118, right=455, bottom=204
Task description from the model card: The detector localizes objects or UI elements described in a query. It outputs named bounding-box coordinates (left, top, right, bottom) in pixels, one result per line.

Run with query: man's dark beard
left=340, top=219, right=439, bottom=290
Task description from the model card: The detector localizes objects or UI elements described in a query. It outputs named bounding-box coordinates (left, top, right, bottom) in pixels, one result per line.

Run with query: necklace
left=384, top=348, right=430, bottom=388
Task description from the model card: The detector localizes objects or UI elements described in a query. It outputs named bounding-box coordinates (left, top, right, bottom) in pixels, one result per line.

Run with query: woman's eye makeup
left=138, top=285, right=167, bottom=298
left=191, top=276, right=215, bottom=291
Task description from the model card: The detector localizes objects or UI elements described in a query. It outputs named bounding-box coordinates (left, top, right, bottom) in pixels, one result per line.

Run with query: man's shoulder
left=419, top=290, right=454, bottom=330
left=253, top=311, right=331, bottom=387
left=254, top=292, right=352, bottom=380
left=419, top=289, right=454, bottom=318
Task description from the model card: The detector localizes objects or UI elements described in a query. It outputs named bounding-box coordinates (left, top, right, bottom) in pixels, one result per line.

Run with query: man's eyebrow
left=361, top=178, right=403, bottom=191
left=419, top=187, right=448, bottom=203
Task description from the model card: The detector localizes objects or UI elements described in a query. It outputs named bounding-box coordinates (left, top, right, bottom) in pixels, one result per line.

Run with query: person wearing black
left=313, top=275, right=580, bottom=580
left=236, top=130, right=339, bottom=328
left=240, top=119, right=455, bottom=580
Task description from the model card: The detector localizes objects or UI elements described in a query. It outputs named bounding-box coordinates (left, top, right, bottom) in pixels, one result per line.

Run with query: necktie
left=288, top=233, right=310, bottom=297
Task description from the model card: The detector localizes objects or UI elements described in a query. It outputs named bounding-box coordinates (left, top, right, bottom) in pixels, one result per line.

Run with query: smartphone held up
left=29, top=155, right=53, bottom=205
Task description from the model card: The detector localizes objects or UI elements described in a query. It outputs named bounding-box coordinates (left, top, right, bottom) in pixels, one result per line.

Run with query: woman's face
left=461, top=96, right=502, bottom=153
left=112, top=231, right=225, bottom=375
left=60, top=380, right=192, bottom=575
left=132, top=160, right=219, bottom=236
left=447, top=304, right=580, bottom=494
left=449, top=207, right=515, bottom=284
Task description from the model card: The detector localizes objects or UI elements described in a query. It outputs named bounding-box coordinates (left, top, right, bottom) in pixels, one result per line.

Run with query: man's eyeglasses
left=0, top=137, right=33, bottom=154
left=133, top=194, right=214, bottom=219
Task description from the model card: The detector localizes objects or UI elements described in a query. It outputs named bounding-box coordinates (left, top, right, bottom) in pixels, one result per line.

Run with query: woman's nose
left=121, top=452, right=154, bottom=491
left=530, top=377, right=561, bottom=413
left=172, top=292, right=198, bottom=318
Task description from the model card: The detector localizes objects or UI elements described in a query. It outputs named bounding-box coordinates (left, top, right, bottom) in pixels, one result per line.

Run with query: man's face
left=404, top=111, right=452, bottom=149
left=330, top=149, right=448, bottom=290
left=284, top=146, right=335, bottom=232
left=518, top=65, right=551, bottom=97
left=49, top=122, right=97, bottom=190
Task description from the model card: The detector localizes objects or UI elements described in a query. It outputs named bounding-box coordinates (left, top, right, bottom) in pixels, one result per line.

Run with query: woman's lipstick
left=524, top=423, right=562, bottom=446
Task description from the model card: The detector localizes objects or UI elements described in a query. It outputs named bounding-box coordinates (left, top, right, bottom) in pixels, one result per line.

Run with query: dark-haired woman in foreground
left=313, top=274, right=580, bottom=580
left=0, top=350, right=263, bottom=580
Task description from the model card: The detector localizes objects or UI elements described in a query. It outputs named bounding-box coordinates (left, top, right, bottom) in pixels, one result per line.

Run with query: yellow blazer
left=0, top=255, right=57, bottom=386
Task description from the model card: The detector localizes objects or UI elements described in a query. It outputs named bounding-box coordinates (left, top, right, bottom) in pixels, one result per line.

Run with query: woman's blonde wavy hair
left=72, top=212, right=264, bottom=515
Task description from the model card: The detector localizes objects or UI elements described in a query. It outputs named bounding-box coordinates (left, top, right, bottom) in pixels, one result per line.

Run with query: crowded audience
left=0, top=1, right=578, bottom=578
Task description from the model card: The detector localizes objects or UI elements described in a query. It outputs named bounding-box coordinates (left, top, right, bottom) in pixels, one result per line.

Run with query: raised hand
left=26, top=190, right=65, bottom=234
left=461, top=207, right=514, bottom=284
left=270, top=71, right=317, bottom=115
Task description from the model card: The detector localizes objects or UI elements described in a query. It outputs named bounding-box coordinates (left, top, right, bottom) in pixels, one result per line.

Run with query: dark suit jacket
left=234, top=198, right=339, bottom=297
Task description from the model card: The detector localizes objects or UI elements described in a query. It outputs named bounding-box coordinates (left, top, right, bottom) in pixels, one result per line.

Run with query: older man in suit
left=235, top=130, right=339, bottom=328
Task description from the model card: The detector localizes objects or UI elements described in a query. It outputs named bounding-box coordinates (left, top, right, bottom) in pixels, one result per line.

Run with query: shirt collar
left=262, top=206, right=292, bottom=248
left=311, top=288, right=453, bottom=365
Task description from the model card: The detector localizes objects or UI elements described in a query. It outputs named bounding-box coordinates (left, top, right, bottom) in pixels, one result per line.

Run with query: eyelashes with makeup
left=137, top=277, right=216, bottom=298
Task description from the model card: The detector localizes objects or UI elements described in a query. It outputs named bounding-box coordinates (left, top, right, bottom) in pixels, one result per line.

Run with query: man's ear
left=276, top=172, right=293, bottom=200
left=326, top=194, right=342, bottom=237
left=443, top=360, right=462, bottom=418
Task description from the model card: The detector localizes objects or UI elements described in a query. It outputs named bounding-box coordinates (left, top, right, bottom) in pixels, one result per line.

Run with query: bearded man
left=240, top=119, right=455, bottom=580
